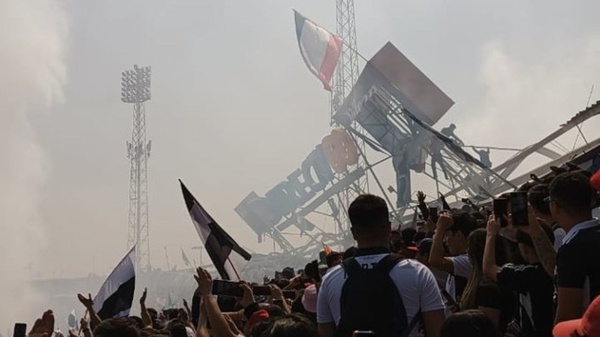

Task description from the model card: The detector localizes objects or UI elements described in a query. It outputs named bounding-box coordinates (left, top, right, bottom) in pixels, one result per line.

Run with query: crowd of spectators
left=20, top=165, right=600, bottom=337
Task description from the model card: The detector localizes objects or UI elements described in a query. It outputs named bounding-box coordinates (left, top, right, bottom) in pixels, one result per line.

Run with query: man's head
left=516, top=223, right=554, bottom=264
left=416, top=238, right=433, bottom=265
left=265, top=314, right=318, bottom=337
left=528, top=184, right=551, bottom=219
left=549, top=172, right=594, bottom=227
left=348, top=194, right=391, bottom=248
left=93, top=318, right=141, bottom=337
left=325, top=252, right=343, bottom=268
left=168, top=324, right=188, bottom=337
left=444, top=211, right=477, bottom=255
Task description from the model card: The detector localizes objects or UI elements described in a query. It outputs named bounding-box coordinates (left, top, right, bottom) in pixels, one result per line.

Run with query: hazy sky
left=16, top=0, right=600, bottom=279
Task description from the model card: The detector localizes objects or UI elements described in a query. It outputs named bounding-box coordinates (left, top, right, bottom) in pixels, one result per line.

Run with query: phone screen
left=13, top=323, right=26, bottom=337
left=252, top=285, right=271, bottom=296
left=211, top=280, right=243, bottom=297
left=493, top=198, right=508, bottom=227
left=510, top=192, right=529, bottom=227
left=428, top=207, right=439, bottom=223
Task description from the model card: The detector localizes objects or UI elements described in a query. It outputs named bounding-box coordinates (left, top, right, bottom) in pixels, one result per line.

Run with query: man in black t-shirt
left=483, top=217, right=555, bottom=336
left=549, top=172, right=600, bottom=324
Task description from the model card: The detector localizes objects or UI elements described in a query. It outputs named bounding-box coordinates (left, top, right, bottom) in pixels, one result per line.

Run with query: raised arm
left=523, top=206, right=556, bottom=277
left=417, top=191, right=430, bottom=220
left=482, top=217, right=499, bottom=282
left=269, top=284, right=291, bottom=314
left=429, top=213, right=455, bottom=274
left=194, top=267, right=237, bottom=337
left=139, top=288, right=152, bottom=328
left=77, top=293, right=102, bottom=328
left=439, top=193, right=451, bottom=211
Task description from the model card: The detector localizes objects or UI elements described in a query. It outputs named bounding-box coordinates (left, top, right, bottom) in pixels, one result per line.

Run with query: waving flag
left=180, top=180, right=251, bottom=280
left=294, top=10, right=342, bottom=91
left=93, top=245, right=136, bottom=320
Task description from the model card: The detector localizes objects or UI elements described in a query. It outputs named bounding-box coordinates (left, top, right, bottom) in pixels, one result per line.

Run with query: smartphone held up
left=510, top=191, right=529, bottom=227
left=492, top=197, right=508, bottom=227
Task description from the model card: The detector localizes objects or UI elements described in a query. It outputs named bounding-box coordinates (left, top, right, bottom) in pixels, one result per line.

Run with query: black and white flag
left=93, top=245, right=136, bottom=320
left=180, top=180, right=251, bottom=281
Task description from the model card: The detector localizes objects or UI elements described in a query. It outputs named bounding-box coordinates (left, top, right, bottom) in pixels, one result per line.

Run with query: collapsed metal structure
left=235, top=38, right=600, bottom=266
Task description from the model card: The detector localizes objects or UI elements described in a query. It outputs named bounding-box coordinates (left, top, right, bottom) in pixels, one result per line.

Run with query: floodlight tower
left=121, top=65, right=152, bottom=272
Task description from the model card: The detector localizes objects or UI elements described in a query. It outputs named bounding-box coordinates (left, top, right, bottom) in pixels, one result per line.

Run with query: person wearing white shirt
left=317, top=194, right=445, bottom=337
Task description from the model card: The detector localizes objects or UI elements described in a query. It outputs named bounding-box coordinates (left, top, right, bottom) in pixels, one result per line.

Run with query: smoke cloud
left=0, top=0, right=68, bottom=331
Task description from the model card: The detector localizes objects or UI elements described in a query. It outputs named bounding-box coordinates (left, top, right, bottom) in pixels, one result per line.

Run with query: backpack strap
left=341, top=257, right=362, bottom=278
left=374, top=253, right=404, bottom=274
left=400, top=312, right=422, bottom=337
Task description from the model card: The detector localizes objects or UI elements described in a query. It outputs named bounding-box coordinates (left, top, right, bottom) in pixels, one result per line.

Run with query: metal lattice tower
left=332, top=0, right=370, bottom=227
left=332, top=0, right=359, bottom=115
left=122, top=65, right=152, bottom=272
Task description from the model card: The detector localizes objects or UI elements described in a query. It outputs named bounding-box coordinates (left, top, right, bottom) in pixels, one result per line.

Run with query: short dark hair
left=325, top=252, right=343, bottom=267
left=528, top=184, right=550, bottom=215
left=549, top=172, right=594, bottom=215
left=447, top=211, right=478, bottom=237
left=93, top=318, right=141, bottom=337
left=267, top=314, right=318, bottom=337
left=348, top=194, right=389, bottom=229
left=169, top=324, right=187, bottom=337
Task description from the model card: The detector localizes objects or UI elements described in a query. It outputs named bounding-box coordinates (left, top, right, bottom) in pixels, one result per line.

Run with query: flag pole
left=78, top=310, right=88, bottom=335
left=226, top=257, right=241, bottom=281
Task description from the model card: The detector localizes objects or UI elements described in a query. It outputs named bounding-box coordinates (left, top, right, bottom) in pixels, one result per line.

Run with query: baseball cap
left=553, top=295, right=600, bottom=337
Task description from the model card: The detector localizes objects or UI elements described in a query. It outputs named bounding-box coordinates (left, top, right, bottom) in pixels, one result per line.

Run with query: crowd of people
left=23, top=166, right=600, bottom=337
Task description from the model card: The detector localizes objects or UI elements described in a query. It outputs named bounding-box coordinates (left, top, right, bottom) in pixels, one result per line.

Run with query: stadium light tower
left=121, top=65, right=152, bottom=272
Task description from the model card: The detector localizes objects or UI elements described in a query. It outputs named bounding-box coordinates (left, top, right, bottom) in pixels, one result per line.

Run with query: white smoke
left=0, top=0, right=68, bottom=331
left=460, top=37, right=600, bottom=147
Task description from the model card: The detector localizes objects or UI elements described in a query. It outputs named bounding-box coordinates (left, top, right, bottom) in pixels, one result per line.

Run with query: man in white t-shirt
left=317, top=194, right=445, bottom=337
left=428, top=210, right=477, bottom=307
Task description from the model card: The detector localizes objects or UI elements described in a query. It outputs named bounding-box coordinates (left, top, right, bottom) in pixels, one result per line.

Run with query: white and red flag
left=294, top=10, right=342, bottom=91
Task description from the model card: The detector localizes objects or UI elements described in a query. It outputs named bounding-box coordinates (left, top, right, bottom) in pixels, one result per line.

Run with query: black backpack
left=335, top=254, right=421, bottom=337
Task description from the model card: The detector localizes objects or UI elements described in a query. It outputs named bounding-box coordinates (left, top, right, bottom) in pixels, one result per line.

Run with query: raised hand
left=77, top=293, right=94, bottom=309
left=486, top=215, right=500, bottom=236
left=79, top=318, right=88, bottom=331
left=239, top=282, right=255, bottom=307
left=28, top=310, right=55, bottom=337
left=140, top=287, right=147, bottom=306
left=436, top=212, right=453, bottom=232
left=417, top=191, right=426, bottom=204
left=268, top=284, right=284, bottom=300
left=194, top=267, right=212, bottom=296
